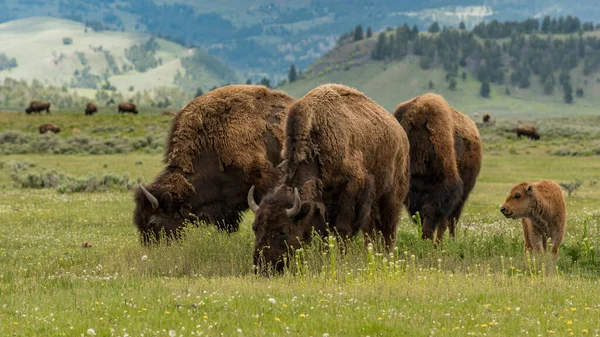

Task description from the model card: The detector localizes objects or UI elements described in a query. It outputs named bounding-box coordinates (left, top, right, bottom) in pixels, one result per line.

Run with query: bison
left=133, top=85, right=296, bottom=244
left=500, top=180, right=566, bottom=258
left=39, top=123, right=60, bottom=134
left=118, top=102, right=138, bottom=114
left=483, top=113, right=491, bottom=123
left=85, top=102, right=98, bottom=115
left=248, top=84, right=410, bottom=272
left=393, top=93, right=482, bottom=242
left=516, top=125, right=540, bottom=140
left=26, top=101, right=51, bottom=114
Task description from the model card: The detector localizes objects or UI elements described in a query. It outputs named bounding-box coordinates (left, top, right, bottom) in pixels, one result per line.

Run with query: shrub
left=10, top=169, right=142, bottom=193
left=63, top=37, right=73, bottom=45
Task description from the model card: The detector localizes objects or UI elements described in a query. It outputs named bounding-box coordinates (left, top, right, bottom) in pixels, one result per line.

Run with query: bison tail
left=283, top=100, right=316, bottom=167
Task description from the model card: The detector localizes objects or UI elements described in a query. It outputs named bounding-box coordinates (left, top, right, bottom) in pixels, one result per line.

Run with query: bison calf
left=500, top=180, right=566, bottom=258
left=39, top=123, right=60, bottom=134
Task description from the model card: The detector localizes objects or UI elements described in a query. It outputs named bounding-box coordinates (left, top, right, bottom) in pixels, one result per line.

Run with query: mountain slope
left=1, top=1, right=599, bottom=80
left=0, top=17, right=239, bottom=93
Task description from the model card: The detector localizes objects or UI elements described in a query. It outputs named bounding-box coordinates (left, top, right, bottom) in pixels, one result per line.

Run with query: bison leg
left=548, top=226, right=564, bottom=259
left=521, top=218, right=534, bottom=252
left=375, top=190, right=402, bottom=251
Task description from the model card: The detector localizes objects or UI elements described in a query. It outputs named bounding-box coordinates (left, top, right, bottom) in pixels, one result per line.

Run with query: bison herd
left=131, top=84, right=565, bottom=273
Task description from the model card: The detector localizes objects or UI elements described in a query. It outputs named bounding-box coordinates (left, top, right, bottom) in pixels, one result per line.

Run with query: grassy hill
left=280, top=31, right=600, bottom=119
left=0, top=17, right=239, bottom=95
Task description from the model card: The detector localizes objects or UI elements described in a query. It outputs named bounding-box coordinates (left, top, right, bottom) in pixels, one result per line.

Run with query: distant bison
left=133, top=85, right=296, bottom=245
left=26, top=101, right=51, bottom=114
left=483, top=113, right=491, bottom=123
left=118, top=102, right=138, bottom=114
left=501, top=180, right=566, bottom=258
left=516, top=125, right=540, bottom=140
left=39, top=123, right=60, bottom=134
left=248, top=84, right=410, bottom=272
left=394, top=93, right=482, bottom=242
left=85, top=102, right=98, bottom=115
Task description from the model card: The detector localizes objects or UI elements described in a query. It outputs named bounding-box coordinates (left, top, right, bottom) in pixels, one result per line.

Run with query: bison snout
left=500, top=206, right=512, bottom=218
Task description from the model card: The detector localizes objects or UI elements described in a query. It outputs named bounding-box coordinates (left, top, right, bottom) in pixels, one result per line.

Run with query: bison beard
left=249, top=84, right=410, bottom=274
left=132, top=85, right=296, bottom=245
left=394, top=93, right=482, bottom=243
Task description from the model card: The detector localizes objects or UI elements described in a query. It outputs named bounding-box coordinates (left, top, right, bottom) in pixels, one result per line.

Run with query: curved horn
left=139, top=185, right=159, bottom=209
left=286, top=187, right=301, bottom=218
left=247, top=185, right=260, bottom=213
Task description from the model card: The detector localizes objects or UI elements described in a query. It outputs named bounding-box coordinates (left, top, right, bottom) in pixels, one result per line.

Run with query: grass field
left=1, top=111, right=600, bottom=336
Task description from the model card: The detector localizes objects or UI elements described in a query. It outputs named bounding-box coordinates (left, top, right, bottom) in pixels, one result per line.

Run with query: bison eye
left=149, top=220, right=158, bottom=228
left=514, top=193, right=521, bottom=199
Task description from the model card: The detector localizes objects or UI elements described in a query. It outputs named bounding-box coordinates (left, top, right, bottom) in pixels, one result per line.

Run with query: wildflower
left=169, top=330, right=176, bottom=337
left=548, top=330, right=555, bottom=334
left=506, top=307, right=511, bottom=311
left=378, top=317, right=382, bottom=321
left=268, top=298, right=276, bottom=304
left=566, top=320, right=573, bottom=325
left=203, top=315, right=208, bottom=319
left=571, top=308, right=577, bottom=312
left=282, top=304, right=287, bottom=308
left=515, top=307, right=520, bottom=312
left=164, top=311, right=171, bottom=315
left=237, top=328, right=242, bottom=333
left=299, top=314, right=306, bottom=318
left=454, top=327, right=460, bottom=330
left=585, top=307, right=591, bottom=311
left=87, top=328, right=96, bottom=336
left=275, top=317, right=281, bottom=322
left=95, top=302, right=99, bottom=305
left=323, top=334, right=330, bottom=337
left=582, top=330, right=589, bottom=333
left=481, top=324, right=488, bottom=328
left=141, top=255, right=148, bottom=261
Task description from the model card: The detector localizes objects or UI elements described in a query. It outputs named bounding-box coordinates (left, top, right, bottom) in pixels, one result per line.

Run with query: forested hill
left=2, top=0, right=600, bottom=80
left=279, top=16, right=600, bottom=118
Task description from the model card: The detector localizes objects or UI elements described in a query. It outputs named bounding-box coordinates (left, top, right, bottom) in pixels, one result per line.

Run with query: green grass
left=1, top=111, right=600, bottom=335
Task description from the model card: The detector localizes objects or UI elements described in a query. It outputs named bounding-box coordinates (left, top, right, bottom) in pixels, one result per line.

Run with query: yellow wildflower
left=582, top=330, right=589, bottom=333
left=571, top=308, right=577, bottom=312
left=566, top=320, right=573, bottom=325
left=481, top=324, right=488, bottom=328
left=275, top=317, right=281, bottom=322
left=299, top=314, right=306, bottom=318
left=164, top=311, right=170, bottom=315
left=203, top=315, right=208, bottom=319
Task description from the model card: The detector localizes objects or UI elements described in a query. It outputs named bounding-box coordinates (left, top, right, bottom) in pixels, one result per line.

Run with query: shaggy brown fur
left=26, top=101, right=51, bottom=114
left=133, top=85, right=295, bottom=244
left=249, top=84, right=410, bottom=272
left=85, top=102, right=98, bottom=115
left=516, top=125, right=540, bottom=140
left=501, top=180, right=566, bottom=257
left=482, top=113, right=491, bottom=123
left=393, top=93, right=482, bottom=242
left=39, top=123, right=60, bottom=134
left=118, top=102, right=138, bottom=114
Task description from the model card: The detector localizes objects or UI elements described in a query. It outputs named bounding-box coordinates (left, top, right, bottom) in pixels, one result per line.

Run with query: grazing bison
left=248, top=84, right=410, bottom=272
left=516, top=125, right=540, bottom=140
left=85, top=102, right=98, bottom=115
left=118, top=102, right=138, bottom=114
left=39, top=123, right=60, bottom=134
left=26, top=101, right=51, bottom=114
left=500, top=180, right=566, bottom=258
left=483, top=113, right=491, bottom=123
left=393, top=93, right=482, bottom=242
left=133, top=85, right=295, bottom=244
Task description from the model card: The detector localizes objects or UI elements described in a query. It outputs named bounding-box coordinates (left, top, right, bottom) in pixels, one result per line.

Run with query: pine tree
left=576, top=87, right=584, bottom=97
left=541, top=16, right=551, bottom=33
left=288, top=64, right=298, bottom=83
left=353, top=25, right=364, bottom=41
left=410, top=25, right=419, bottom=40
left=462, top=71, right=467, bottom=81
left=372, top=33, right=388, bottom=60
left=366, top=27, right=373, bottom=38
left=195, top=87, right=204, bottom=97
left=459, top=21, right=466, bottom=30
left=543, top=75, right=555, bottom=95
left=246, top=78, right=252, bottom=85
left=505, top=87, right=511, bottom=96
left=480, top=82, right=491, bottom=98
left=563, top=82, right=573, bottom=103
left=428, top=22, right=440, bottom=33
left=448, top=78, right=457, bottom=90
left=428, top=80, right=434, bottom=89
left=260, top=77, right=271, bottom=88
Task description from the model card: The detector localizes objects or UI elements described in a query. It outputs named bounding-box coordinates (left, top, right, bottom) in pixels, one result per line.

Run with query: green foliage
left=559, top=179, right=583, bottom=196
left=288, top=64, right=298, bottom=83
left=576, top=87, right=584, bottom=97
left=459, top=21, right=466, bottom=30
left=480, top=81, right=491, bottom=98
left=62, top=37, right=73, bottom=45
left=448, top=77, right=457, bottom=91
left=194, top=87, right=203, bottom=98
left=428, top=22, right=440, bottom=33
left=175, top=48, right=238, bottom=93
left=124, top=38, right=159, bottom=72
left=0, top=52, right=17, bottom=71
left=260, top=77, right=271, bottom=88
left=366, top=26, right=372, bottom=38
left=0, top=77, right=88, bottom=109
left=563, top=81, right=574, bottom=103
left=353, top=25, right=363, bottom=41
left=103, top=51, right=120, bottom=75
left=428, top=80, right=434, bottom=89
left=70, top=66, right=101, bottom=89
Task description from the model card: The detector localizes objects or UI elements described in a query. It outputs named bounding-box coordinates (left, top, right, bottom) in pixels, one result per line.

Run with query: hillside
left=0, top=17, right=239, bottom=95
left=1, top=1, right=600, bottom=80
left=280, top=21, right=600, bottom=118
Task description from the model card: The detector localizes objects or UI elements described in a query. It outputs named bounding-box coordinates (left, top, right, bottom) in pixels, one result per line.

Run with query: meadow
left=1, top=110, right=600, bottom=336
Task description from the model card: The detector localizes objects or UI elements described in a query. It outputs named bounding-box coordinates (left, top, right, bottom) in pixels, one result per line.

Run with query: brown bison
left=26, top=101, right=51, bottom=114
left=516, top=125, right=540, bottom=140
left=133, top=85, right=295, bottom=244
left=39, top=123, right=60, bottom=134
left=85, top=102, right=98, bottom=115
left=393, top=93, right=482, bottom=242
left=500, top=180, right=566, bottom=258
left=482, top=113, right=491, bottom=123
left=248, top=84, right=410, bottom=272
left=118, top=102, right=138, bottom=114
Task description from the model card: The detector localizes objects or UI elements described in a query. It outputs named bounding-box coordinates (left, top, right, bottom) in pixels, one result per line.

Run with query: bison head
left=248, top=185, right=326, bottom=273
left=133, top=185, right=197, bottom=245
left=25, top=107, right=32, bottom=114
left=500, top=183, right=533, bottom=219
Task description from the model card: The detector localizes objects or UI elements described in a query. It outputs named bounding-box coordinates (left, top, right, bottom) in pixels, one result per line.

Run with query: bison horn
left=139, top=185, right=159, bottom=209
left=286, top=187, right=301, bottom=218
left=247, top=185, right=260, bottom=213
